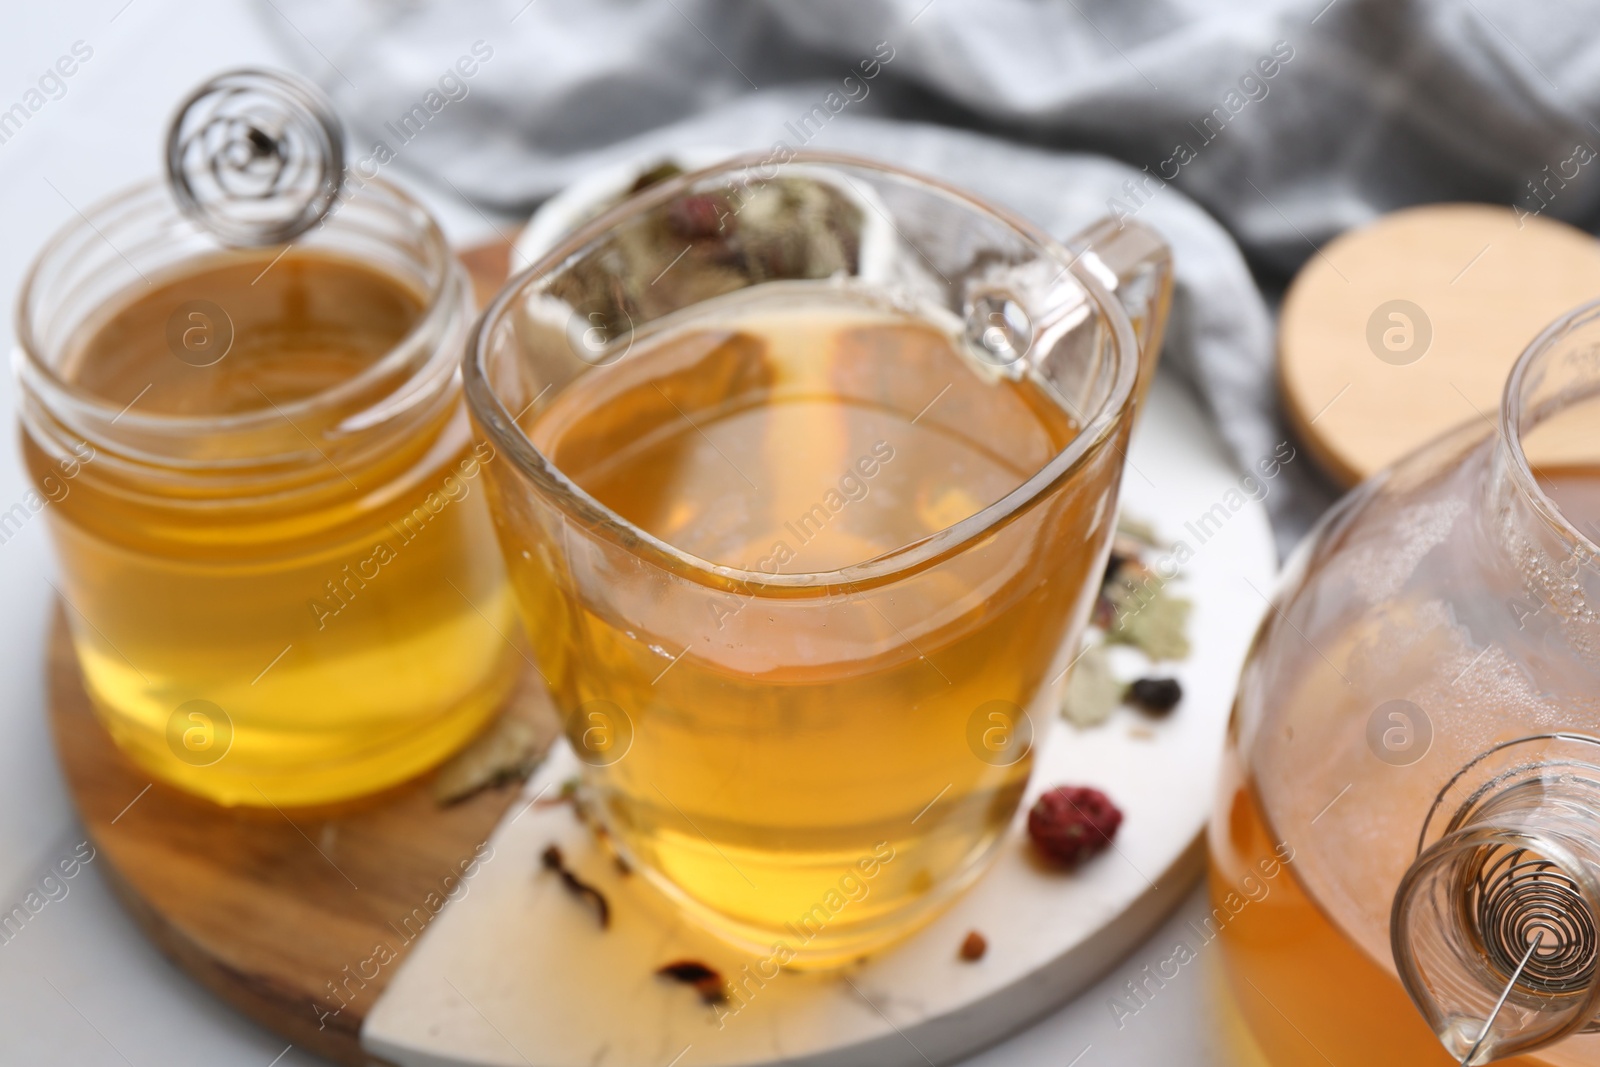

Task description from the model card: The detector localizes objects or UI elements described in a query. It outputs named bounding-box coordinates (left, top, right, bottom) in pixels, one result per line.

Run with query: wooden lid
left=1279, top=203, right=1600, bottom=486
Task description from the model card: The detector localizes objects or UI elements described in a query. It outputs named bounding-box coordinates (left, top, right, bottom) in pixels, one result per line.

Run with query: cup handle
left=1066, top=217, right=1174, bottom=406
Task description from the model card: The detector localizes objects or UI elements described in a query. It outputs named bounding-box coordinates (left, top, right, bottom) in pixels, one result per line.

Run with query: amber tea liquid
left=31, top=249, right=518, bottom=805
left=1209, top=470, right=1600, bottom=1062
left=1206, top=466, right=1600, bottom=1067
left=1212, top=765, right=1571, bottom=1066
left=508, top=284, right=1116, bottom=964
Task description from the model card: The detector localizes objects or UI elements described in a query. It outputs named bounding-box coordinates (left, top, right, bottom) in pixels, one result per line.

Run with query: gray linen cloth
left=259, top=0, right=1600, bottom=551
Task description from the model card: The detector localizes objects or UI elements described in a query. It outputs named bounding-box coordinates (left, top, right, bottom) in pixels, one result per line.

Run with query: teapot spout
left=1392, top=734, right=1600, bottom=1062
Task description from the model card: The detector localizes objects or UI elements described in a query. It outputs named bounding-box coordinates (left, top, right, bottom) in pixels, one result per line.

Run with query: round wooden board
left=48, top=239, right=539, bottom=1067
left=1280, top=203, right=1600, bottom=487
left=47, top=605, right=559, bottom=1067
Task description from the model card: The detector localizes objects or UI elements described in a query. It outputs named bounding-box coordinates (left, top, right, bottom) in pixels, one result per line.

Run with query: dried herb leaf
left=1062, top=643, right=1122, bottom=727
left=541, top=844, right=610, bottom=929
left=536, top=777, right=582, bottom=807
left=656, top=959, right=727, bottom=1003
left=628, top=160, right=684, bottom=193
left=1115, top=514, right=1165, bottom=550
left=434, top=703, right=553, bottom=805
left=1105, top=580, right=1192, bottom=661
left=536, top=776, right=592, bottom=823
left=545, top=176, right=864, bottom=332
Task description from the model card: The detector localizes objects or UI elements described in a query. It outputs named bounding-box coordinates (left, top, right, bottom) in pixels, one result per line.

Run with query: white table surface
left=0, top=3, right=1253, bottom=1064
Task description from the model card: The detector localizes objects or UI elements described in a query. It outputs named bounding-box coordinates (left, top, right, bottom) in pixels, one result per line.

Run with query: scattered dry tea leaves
left=434, top=702, right=554, bottom=805
left=540, top=844, right=610, bottom=929
left=1068, top=514, right=1192, bottom=726
left=656, top=959, right=727, bottom=1003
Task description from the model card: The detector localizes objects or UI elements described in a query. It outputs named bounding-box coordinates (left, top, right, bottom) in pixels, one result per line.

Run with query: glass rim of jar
left=463, top=149, right=1141, bottom=590
left=1502, top=296, right=1600, bottom=559
left=14, top=175, right=461, bottom=442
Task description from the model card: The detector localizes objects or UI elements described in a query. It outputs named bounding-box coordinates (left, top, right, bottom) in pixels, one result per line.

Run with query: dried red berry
left=666, top=194, right=733, bottom=240
left=959, top=930, right=987, bottom=961
left=1027, top=786, right=1123, bottom=868
left=1127, top=677, right=1183, bottom=716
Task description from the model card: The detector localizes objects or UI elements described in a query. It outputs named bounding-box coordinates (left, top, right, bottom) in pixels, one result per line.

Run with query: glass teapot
left=1212, top=299, right=1600, bottom=1064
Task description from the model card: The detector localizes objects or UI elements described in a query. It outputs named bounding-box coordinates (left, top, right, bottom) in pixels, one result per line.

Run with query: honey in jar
left=17, top=180, right=518, bottom=806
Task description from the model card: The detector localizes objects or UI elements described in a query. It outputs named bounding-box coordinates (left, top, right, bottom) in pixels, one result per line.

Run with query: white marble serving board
left=359, top=372, right=1277, bottom=1067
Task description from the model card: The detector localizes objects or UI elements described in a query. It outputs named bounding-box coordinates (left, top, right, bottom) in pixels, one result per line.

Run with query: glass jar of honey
left=16, top=124, right=518, bottom=806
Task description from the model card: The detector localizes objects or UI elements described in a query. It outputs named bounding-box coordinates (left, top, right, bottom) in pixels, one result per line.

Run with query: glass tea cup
left=464, top=152, right=1171, bottom=965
